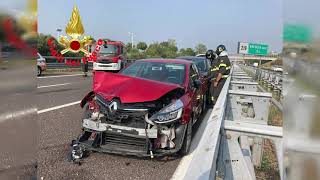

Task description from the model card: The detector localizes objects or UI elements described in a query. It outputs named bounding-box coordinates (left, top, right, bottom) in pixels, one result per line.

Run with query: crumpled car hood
left=93, top=72, right=184, bottom=103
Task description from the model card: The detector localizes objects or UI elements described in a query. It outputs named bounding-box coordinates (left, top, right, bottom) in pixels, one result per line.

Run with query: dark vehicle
left=73, top=59, right=207, bottom=159
left=176, top=56, right=211, bottom=77
left=177, top=56, right=212, bottom=105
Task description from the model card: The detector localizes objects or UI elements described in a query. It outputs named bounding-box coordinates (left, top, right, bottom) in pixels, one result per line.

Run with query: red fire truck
left=92, top=39, right=127, bottom=72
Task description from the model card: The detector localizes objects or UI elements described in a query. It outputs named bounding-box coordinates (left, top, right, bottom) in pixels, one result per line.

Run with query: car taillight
left=112, top=57, right=119, bottom=63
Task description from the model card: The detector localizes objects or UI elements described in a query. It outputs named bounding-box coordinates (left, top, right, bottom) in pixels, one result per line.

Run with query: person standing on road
left=82, top=59, right=88, bottom=77
left=212, top=45, right=231, bottom=104
left=205, top=49, right=219, bottom=107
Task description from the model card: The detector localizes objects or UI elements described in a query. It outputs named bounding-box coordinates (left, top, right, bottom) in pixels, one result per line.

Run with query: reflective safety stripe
left=210, top=67, right=219, bottom=71
left=222, top=75, right=229, bottom=78
left=218, top=64, right=231, bottom=70
left=219, top=63, right=227, bottom=67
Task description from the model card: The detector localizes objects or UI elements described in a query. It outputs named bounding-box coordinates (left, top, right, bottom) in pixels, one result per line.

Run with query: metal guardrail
left=43, top=56, right=136, bottom=69
left=173, top=64, right=283, bottom=180
left=172, top=71, right=232, bottom=180
left=219, top=65, right=284, bottom=180
left=241, top=65, right=283, bottom=92
left=239, top=65, right=284, bottom=110
left=43, top=56, right=86, bottom=68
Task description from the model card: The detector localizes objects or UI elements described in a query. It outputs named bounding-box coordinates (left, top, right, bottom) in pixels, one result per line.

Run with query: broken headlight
left=150, top=99, right=183, bottom=124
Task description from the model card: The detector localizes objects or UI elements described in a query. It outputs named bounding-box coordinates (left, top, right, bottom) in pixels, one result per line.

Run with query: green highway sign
left=284, top=24, right=312, bottom=43
left=238, top=42, right=269, bottom=56
left=248, top=43, right=268, bottom=55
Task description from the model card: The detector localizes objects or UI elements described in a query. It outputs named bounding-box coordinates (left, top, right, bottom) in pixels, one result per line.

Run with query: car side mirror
left=194, top=79, right=201, bottom=89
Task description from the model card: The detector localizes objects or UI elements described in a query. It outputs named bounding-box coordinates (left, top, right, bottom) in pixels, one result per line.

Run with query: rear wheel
left=202, top=94, right=207, bottom=114
left=178, top=117, right=193, bottom=155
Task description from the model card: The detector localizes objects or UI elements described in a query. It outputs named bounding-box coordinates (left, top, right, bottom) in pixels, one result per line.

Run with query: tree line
left=126, top=40, right=207, bottom=59
left=37, top=34, right=207, bottom=59
left=3, top=28, right=208, bottom=59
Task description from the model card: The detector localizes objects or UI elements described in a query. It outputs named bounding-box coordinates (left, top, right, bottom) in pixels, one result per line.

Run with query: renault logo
left=108, top=101, right=118, bottom=112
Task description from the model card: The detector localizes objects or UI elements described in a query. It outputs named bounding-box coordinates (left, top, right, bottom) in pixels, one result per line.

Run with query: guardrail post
left=226, top=89, right=272, bottom=167
left=223, top=120, right=284, bottom=180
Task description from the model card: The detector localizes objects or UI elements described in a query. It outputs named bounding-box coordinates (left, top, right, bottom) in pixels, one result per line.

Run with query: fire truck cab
left=92, top=39, right=126, bottom=72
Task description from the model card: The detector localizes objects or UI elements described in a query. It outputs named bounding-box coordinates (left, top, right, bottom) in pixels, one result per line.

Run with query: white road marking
left=37, top=83, right=71, bottom=89
left=37, top=100, right=81, bottom=114
left=37, top=74, right=84, bottom=79
left=0, top=108, right=37, bottom=123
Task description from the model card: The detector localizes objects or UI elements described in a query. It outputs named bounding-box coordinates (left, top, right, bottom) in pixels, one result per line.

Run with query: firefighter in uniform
left=206, top=49, right=219, bottom=107
left=212, top=45, right=231, bottom=104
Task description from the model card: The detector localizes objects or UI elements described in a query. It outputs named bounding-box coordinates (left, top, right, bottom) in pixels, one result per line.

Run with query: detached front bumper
left=78, top=119, right=187, bottom=157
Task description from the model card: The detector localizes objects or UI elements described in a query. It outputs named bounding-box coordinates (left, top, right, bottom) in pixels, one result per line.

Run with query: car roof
left=138, top=58, right=193, bottom=65
left=176, top=56, right=206, bottom=61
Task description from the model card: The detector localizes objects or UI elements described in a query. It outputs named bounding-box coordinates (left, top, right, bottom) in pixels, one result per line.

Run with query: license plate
left=146, top=129, right=158, bottom=138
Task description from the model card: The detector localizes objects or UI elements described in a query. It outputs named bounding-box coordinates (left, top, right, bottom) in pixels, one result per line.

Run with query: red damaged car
left=71, top=59, right=207, bottom=160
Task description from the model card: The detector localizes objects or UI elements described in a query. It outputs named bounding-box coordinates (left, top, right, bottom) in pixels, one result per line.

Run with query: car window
left=193, top=60, right=206, bottom=72
left=120, top=62, right=142, bottom=76
left=189, top=64, right=199, bottom=89
left=176, top=57, right=208, bottom=73
left=121, top=61, right=186, bottom=85
left=207, top=59, right=211, bottom=69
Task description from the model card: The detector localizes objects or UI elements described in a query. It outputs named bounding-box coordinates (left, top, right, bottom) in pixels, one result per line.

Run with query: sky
left=284, top=0, right=320, bottom=39
left=1, top=0, right=284, bottom=53
left=36, top=0, right=284, bottom=53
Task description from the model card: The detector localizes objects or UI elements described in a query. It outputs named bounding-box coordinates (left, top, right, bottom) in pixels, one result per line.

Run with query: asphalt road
left=37, top=73, right=176, bottom=180
left=36, top=72, right=212, bottom=180
left=0, top=62, right=37, bottom=180
left=0, top=66, right=212, bottom=180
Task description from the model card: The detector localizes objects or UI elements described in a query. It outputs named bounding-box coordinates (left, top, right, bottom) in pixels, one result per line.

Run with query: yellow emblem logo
left=58, top=6, right=92, bottom=55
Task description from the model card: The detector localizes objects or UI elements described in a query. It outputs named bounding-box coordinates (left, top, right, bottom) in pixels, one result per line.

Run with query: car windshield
left=121, top=61, right=186, bottom=85
left=99, top=44, right=118, bottom=55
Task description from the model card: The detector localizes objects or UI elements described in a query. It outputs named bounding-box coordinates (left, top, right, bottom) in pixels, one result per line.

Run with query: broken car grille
left=102, top=132, right=147, bottom=152
left=105, top=110, right=146, bottom=128
left=96, top=94, right=149, bottom=129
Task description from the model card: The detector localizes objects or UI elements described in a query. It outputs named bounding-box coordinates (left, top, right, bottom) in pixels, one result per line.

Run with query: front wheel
left=178, top=117, right=193, bottom=155
left=37, top=66, right=42, bottom=76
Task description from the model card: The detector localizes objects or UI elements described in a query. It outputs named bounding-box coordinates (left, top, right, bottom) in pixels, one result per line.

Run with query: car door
left=188, top=64, right=202, bottom=124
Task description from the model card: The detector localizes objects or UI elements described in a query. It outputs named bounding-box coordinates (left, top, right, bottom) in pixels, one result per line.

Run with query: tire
left=37, top=66, right=42, bottom=76
left=178, top=117, right=193, bottom=155
left=202, top=94, right=207, bottom=114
